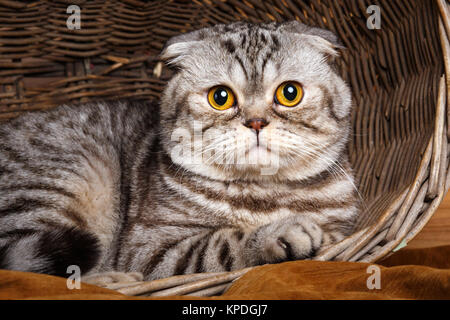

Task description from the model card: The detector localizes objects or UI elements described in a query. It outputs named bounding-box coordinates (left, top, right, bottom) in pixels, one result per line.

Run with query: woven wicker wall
left=0, top=0, right=449, bottom=265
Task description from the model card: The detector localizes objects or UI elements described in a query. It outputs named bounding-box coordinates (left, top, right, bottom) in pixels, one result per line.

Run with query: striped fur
left=0, top=22, right=359, bottom=280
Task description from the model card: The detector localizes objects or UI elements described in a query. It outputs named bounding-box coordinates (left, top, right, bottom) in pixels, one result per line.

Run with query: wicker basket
left=0, top=0, right=449, bottom=297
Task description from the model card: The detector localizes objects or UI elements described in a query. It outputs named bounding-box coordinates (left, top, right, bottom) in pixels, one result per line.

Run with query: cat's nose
left=244, top=118, right=269, bottom=132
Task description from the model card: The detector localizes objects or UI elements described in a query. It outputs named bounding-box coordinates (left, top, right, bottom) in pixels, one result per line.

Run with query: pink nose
left=244, top=118, right=269, bottom=131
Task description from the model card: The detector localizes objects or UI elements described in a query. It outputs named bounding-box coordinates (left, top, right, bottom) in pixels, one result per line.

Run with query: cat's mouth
left=247, top=143, right=272, bottom=154
left=244, top=142, right=276, bottom=166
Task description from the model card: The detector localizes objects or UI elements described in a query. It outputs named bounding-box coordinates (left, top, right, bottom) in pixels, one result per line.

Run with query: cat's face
left=160, top=22, right=352, bottom=182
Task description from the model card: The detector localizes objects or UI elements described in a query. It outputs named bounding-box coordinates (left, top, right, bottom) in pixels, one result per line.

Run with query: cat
left=0, top=21, right=358, bottom=282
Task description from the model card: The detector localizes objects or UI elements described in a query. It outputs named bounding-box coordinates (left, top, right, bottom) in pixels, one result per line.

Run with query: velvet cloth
left=0, top=246, right=449, bottom=300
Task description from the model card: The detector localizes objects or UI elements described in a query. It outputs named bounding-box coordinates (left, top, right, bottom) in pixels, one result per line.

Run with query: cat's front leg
left=244, top=215, right=324, bottom=265
left=130, top=213, right=352, bottom=280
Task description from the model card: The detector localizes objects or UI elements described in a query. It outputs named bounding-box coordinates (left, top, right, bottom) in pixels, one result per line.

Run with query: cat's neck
left=156, top=150, right=355, bottom=226
left=158, top=150, right=350, bottom=193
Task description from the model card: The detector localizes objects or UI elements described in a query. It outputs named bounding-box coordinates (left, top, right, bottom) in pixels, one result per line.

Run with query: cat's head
left=159, top=21, right=352, bottom=182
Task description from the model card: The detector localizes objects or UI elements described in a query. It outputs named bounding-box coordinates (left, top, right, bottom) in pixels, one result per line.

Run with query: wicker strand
left=313, top=226, right=369, bottom=261
left=428, top=76, right=447, bottom=198
left=349, top=229, right=389, bottom=262
left=386, top=137, right=434, bottom=240
left=184, top=283, right=233, bottom=297
left=146, top=267, right=253, bottom=297
left=437, top=0, right=450, bottom=42
left=117, top=267, right=253, bottom=296
left=337, top=188, right=409, bottom=261
left=404, top=185, right=446, bottom=247
left=394, top=180, right=430, bottom=243
left=114, top=271, right=232, bottom=295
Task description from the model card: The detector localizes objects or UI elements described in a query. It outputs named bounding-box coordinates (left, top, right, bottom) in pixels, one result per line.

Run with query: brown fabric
left=0, top=246, right=449, bottom=300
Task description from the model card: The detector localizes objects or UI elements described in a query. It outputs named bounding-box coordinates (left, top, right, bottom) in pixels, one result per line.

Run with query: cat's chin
left=169, top=144, right=340, bottom=182
left=245, top=145, right=274, bottom=165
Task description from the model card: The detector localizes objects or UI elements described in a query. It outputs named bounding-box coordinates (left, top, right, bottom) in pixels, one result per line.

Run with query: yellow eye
left=275, top=82, right=303, bottom=107
left=207, top=86, right=236, bottom=110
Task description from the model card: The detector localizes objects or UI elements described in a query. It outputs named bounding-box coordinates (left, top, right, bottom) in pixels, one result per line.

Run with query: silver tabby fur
left=0, top=21, right=358, bottom=280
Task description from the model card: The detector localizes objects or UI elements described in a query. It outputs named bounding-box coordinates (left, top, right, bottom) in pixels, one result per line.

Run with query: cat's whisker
left=281, top=138, right=367, bottom=211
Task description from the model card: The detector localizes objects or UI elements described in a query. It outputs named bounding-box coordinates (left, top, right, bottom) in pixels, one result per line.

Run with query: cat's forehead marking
left=218, top=26, right=282, bottom=92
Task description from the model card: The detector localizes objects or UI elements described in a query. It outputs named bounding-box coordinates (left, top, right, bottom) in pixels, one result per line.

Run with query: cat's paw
left=82, top=271, right=144, bottom=287
left=246, top=216, right=323, bottom=265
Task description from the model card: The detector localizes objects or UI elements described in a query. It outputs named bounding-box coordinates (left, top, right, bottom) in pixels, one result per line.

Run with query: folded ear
left=160, top=29, right=206, bottom=65
left=279, top=21, right=345, bottom=59
left=300, top=34, right=342, bottom=58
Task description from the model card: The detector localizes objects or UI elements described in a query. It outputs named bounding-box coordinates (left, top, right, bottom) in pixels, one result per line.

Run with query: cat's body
left=0, top=22, right=358, bottom=280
